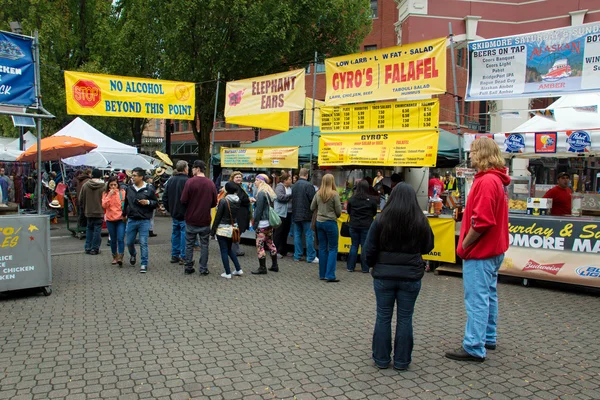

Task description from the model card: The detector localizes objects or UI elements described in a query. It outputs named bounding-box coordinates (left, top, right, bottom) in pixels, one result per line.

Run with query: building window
left=173, top=121, right=180, bottom=132
left=364, top=45, right=377, bottom=52
left=315, top=62, right=325, bottom=73
left=306, top=64, right=311, bottom=74
left=370, top=0, right=378, bottom=18
left=155, top=119, right=160, bottom=130
left=457, top=48, right=464, bottom=67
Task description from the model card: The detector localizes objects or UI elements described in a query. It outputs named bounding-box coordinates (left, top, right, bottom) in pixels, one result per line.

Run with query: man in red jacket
left=445, top=137, right=510, bottom=363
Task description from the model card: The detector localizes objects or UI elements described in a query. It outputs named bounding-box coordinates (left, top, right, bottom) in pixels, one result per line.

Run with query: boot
left=269, top=254, right=279, bottom=272
left=111, top=253, right=118, bottom=265
left=117, top=253, right=124, bottom=267
left=251, top=258, right=267, bottom=275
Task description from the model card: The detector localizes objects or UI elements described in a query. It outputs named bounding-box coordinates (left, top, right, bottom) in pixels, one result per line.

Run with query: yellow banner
left=64, top=71, right=195, bottom=120
left=224, top=69, right=305, bottom=117
left=220, top=147, right=299, bottom=169
left=226, top=112, right=289, bottom=131
left=320, top=99, right=438, bottom=132
left=319, top=131, right=439, bottom=167
left=304, top=98, right=324, bottom=127
left=422, top=217, right=456, bottom=263
left=325, top=37, right=447, bottom=105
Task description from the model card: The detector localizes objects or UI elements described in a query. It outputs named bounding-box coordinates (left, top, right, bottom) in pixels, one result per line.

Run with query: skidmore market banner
left=220, top=147, right=299, bottom=169
left=224, top=69, right=305, bottom=118
left=466, top=22, right=600, bottom=101
left=64, top=71, right=195, bottom=120
left=324, top=37, right=447, bottom=106
left=0, top=31, right=36, bottom=107
left=318, top=131, right=439, bottom=167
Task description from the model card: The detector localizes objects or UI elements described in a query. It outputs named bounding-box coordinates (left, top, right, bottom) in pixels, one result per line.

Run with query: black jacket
left=291, top=178, right=315, bottom=222
left=162, top=173, right=188, bottom=221
left=347, top=195, right=378, bottom=230
left=364, top=215, right=435, bottom=281
left=124, top=183, right=158, bottom=220
left=235, top=183, right=251, bottom=233
left=252, top=191, right=274, bottom=230
left=211, top=194, right=240, bottom=236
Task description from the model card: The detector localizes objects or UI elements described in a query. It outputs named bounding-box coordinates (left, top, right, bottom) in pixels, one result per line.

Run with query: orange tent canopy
left=17, top=135, right=98, bottom=162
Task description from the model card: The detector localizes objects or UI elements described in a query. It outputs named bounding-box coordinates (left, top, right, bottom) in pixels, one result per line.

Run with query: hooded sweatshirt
left=211, top=194, right=240, bottom=237
left=102, top=189, right=126, bottom=222
left=80, top=179, right=106, bottom=218
left=457, top=168, right=511, bottom=260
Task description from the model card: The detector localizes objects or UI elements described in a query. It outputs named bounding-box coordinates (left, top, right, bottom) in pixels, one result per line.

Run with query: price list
left=320, top=99, right=439, bottom=132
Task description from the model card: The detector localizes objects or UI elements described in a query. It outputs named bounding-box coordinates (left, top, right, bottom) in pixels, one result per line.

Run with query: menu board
left=318, top=131, right=439, bottom=167
left=320, top=99, right=439, bottom=132
left=220, top=147, right=299, bottom=169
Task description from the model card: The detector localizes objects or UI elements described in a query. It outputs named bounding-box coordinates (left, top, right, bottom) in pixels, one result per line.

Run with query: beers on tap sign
left=64, top=71, right=195, bottom=120
left=324, top=37, right=447, bottom=105
left=224, top=69, right=306, bottom=118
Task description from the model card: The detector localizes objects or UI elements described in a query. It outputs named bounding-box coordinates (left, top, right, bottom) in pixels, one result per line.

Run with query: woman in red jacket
left=102, top=176, right=126, bottom=266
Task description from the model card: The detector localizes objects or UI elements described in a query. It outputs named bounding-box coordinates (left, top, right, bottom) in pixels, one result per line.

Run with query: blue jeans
left=462, top=254, right=504, bottom=358
left=347, top=227, right=369, bottom=272
left=85, top=217, right=103, bottom=251
left=171, top=218, right=186, bottom=259
left=316, top=220, right=339, bottom=280
left=372, top=278, right=421, bottom=369
left=126, top=219, right=150, bottom=266
left=293, top=221, right=316, bottom=262
left=106, top=220, right=125, bottom=254
left=217, top=235, right=241, bottom=275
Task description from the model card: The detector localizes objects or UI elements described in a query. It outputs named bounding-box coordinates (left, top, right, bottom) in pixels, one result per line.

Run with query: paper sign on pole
left=226, top=112, right=289, bottom=131
left=324, top=37, right=447, bottom=105
left=220, top=147, right=299, bottom=169
left=304, top=98, right=324, bottom=127
left=320, top=99, right=439, bottom=132
left=64, top=71, right=195, bottom=120
left=318, top=131, right=439, bottom=167
left=224, top=69, right=305, bottom=118
left=466, top=22, right=600, bottom=100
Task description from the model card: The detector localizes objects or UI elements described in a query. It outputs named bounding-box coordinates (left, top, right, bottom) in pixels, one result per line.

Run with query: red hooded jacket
left=457, top=168, right=510, bottom=260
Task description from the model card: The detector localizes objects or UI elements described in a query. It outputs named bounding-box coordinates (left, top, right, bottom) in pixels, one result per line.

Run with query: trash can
left=0, top=214, right=52, bottom=296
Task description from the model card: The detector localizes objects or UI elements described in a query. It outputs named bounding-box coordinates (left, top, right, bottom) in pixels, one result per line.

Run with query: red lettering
left=333, top=73, right=340, bottom=90
left=366, top=68, right=373, bottom=86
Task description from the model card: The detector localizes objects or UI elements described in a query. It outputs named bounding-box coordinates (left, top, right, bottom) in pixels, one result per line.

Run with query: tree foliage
left=1, top=0, right=372, bottom=161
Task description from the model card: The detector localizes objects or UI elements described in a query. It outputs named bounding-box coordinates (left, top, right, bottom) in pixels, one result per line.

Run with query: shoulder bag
left=267, top=196, right=282, bottom=228
left=226, top=200, right=241, bottom=243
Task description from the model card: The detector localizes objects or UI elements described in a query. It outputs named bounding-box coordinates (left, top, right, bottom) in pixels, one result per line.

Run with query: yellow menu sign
left=319, top=131, right=439, bottom=167
left=320, top=99, right=438, bottom=132
left=220, top=147, right=299, bottom=169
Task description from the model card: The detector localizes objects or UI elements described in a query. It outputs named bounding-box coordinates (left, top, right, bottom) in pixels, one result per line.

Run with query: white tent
left=6, top=131, right=36, bottom=150
left=54, top=117, right=137, bottom=154
left=0, top=148, right=23, bottom=162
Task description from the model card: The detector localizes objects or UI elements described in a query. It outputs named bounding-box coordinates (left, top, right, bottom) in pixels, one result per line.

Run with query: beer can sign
left=504, top=133, right=525, bottom=153
left=566, top=130, right=591, bottom=153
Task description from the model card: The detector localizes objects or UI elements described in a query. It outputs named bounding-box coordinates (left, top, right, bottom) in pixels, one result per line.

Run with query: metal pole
left=308, top=51, right=318, bottom=176
left=34, top=31, right=43, bottom=214
left=448, top=23, right=463, bottom=163
left=210, top=72, right=221, bottom=180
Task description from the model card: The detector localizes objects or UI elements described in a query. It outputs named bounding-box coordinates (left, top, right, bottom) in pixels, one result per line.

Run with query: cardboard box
left=527, top=197, right=552, bottom=215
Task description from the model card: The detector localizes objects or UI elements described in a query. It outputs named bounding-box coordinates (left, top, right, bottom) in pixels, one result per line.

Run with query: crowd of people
left=74, top=137, right=510, bottom=371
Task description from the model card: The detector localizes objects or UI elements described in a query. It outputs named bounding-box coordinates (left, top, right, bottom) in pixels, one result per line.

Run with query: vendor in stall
left=543, top=172, right=572, bottom=216
left=443, top=171, right=456, bottom=191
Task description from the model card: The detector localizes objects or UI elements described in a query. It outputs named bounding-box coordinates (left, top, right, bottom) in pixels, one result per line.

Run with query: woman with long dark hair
left=346, top=180, right=378, bottom=272
left=102, top=176, right=126, bottom=266
left=229, top=171, right=252, bottom=256
left=364, top=183, right=434, bottom=371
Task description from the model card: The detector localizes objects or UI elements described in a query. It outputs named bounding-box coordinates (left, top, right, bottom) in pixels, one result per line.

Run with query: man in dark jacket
left=80, top=169, right=106, bottom=255
left=291, top=168, right=318, bottom=264
left=124, top=167, right=158, bottom=273
left=181, top=160, right=217, bottom=276
left=162, top=160, right=189, bottom=264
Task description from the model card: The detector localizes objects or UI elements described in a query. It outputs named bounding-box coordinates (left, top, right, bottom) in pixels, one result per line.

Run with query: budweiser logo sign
left=523, top=259, right=564, bottom=275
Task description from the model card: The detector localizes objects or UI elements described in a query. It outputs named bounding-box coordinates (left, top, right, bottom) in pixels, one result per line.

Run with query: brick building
left=144, top=0, right=600, bottom=156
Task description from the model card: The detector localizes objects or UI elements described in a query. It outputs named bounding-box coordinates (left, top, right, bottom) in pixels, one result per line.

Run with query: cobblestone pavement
left=1, top=226, right=599, bottom=399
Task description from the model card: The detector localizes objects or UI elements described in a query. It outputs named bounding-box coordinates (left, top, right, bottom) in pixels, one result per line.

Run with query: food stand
left=460, top=131, right=600, bottom=288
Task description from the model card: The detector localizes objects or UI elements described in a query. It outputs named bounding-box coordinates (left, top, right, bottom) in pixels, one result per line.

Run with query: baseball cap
left=557, top=172, right=570, bottom=179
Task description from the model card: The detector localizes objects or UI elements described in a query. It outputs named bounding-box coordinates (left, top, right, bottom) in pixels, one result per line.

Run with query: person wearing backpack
left=102, top=176, right=126, bottom=266
left=251, top=174, right=279, bottom=274
left=211, top=182, right=243, bottom=279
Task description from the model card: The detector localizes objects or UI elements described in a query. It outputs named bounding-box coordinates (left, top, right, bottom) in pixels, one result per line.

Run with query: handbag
left=267, top=197, right=282, bottom=228
left=226, top=200, right=241, bottom=243
left=340, top=215, right=351, bottom=237
left=118, top=190, right=127, bottom=221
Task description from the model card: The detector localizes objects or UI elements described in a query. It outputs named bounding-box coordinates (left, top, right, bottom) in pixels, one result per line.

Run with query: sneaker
left=149, top=231, right=157, bottom=237
left=89, top=249, right=99, bottom=255
left=236, top=251, right=245, bottom=257
left=179, top=258, right=185, bottom=265
left=311, top=257, right=319, bottom=264
left=220, top=272, right=232, bottom=279
left=444, top=348, right=485, bottom=362
left=140, top=265, right=147, bottom=273
left=232, top=270, right=244, bottom=276
left=277, top=253, right=283, bottom=259
left=84, top=249, right=91, bottom=254
left=485, top=344, right=496, bottom=350
left=170, top=256, right=180, bottom=264
left=129, top=255, right=136, bottom=266
left=294, top=257, right=305, bottom=262
left=184, top=268, right=196, bottom=275
left=200, top=270, right=210, bottom=276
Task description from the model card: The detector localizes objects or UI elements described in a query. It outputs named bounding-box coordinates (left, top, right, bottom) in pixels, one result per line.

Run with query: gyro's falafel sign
left=324, top=37, right=447, bottom=106
left=224, top=69, right=305, bottom=118
left=64, top=71, right=195, bottom=120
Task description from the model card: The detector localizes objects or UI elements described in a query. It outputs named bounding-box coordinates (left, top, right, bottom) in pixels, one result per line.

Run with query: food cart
left=458, top=131, right=600, bottom=288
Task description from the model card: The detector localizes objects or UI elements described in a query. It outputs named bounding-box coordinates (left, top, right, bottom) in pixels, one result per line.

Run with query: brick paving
left=1, top=230, right=599, bottom=399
